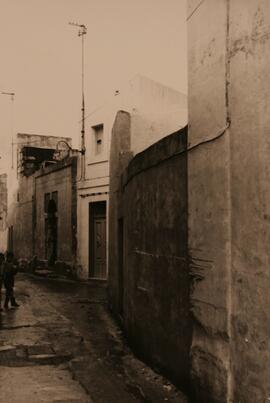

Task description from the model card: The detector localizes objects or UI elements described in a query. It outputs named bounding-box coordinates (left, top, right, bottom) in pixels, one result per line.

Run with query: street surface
left=0, top=274, right=187, bottom=403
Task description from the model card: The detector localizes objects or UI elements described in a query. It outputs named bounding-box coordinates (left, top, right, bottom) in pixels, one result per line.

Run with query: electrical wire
left=186, top=0, right=206, bottom=21
left=123, top=122, right=230, bottom=188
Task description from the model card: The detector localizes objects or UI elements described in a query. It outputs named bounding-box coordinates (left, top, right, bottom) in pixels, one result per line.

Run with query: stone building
left=187, top=1, right=270, bottom=402
left=34, top=156, right=78, bottom=270
left=9, top=133, right=77, bottom=271
left=77, top=74, right=187, bottom=280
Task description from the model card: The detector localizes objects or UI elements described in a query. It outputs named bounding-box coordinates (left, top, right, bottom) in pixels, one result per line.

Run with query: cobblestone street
left=0, top=274, right=187, bottom=403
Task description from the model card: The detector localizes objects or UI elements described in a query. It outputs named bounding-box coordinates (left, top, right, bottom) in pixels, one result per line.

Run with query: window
left=92, top=124, right=104, bottom=155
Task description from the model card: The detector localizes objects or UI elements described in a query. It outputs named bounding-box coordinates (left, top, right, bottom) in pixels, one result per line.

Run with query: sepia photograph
left=0, top=0, right=269, bottom=402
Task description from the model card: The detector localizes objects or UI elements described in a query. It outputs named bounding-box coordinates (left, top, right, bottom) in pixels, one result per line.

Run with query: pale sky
left=0, top=0, right=187, bottom=172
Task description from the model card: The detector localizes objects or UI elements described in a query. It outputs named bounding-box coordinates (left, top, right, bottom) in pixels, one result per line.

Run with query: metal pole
left=79, top=25, right=87, bottom=183
left=69, top=22, right=87, bottom=180
left=81, top=29, right=86, bottom=155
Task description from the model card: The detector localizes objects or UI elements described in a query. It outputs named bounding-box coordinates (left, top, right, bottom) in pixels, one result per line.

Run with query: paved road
left=0, top=273, right=187, bottom=403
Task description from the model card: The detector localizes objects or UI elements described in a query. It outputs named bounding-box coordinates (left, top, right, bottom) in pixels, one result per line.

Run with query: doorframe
left=88, top=201, right=107, bottom=279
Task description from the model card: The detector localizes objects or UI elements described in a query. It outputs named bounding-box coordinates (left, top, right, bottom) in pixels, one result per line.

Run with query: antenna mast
left=69, top=22, right=87, bottom=179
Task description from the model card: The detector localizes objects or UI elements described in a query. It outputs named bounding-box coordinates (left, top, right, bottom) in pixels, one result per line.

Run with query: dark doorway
left=45, top=198, right=58, bottom=266
left=89, top=201, right=107, bottom=279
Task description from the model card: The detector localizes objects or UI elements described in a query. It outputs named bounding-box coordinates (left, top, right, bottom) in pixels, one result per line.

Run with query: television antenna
left=69, top=21, right=87, bottom=153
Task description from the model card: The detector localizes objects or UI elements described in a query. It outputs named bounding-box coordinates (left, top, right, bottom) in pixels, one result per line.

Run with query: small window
left=92, top=124, right=104, bottom=155
left=44, top=193, right=50, bottom=213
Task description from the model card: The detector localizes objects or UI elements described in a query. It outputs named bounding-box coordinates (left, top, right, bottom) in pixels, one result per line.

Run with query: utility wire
left=186, top=0, right=206, bottom=21
left=78, top=103, right=106, bottom=123
left=123, top=122, right=231, bottom=188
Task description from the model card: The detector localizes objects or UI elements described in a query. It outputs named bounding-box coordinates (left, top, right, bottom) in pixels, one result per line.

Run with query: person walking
left=3, top=251, right=19, bottom=309
left=0, top=253, right=5, bottom=311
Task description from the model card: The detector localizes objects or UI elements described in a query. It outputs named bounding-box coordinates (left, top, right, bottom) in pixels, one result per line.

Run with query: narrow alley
left=0, top=273, right=187, bottom=403
left=1, top=1, right=270, bottom=402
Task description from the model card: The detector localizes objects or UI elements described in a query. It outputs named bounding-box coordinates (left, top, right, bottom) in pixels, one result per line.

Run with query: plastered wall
left=188, top=1, right=270, bottom=401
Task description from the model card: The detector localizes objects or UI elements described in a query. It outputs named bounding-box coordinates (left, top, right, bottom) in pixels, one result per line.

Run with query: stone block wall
left=109, top=126, right=191, bottom=391
left=35, top=157, right=77, bottom=263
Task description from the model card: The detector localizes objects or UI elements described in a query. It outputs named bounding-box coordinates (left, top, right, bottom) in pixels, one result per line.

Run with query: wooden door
left=89, top=201, right=107, bottom=279
left=93, top=217, right=106, bottom=279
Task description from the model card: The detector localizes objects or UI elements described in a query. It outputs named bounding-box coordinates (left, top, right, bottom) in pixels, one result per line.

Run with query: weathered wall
left=108, top=111, right=132, bottom=312
left=123, top=128, right=190, bottom=391
left=0, top=229, right=8, bottom=253
left=0, top=174, right=8, bottom=251
left=188, top=0, right=270, bottom=402
left=109, top=125, right=191, bottom=390
left=9, top=133, right=73, bottom=260
left=13, top=175, right=35, bottom=259
left=0, top=174, right=8, bottom=231
left=229, top=2, right=270, bottom=402
left=35, top=157, right=77, bottom=263
left=11, top=156, right=77, bottom=267
left=188, top=1, right=231, bottom=402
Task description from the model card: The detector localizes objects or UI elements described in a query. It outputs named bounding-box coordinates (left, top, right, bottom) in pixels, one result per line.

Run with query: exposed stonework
left=109, top=126, right=191, bottom=391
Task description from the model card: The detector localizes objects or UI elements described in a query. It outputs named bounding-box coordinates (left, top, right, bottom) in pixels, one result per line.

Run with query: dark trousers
left=5, top=285, right=14, bottom=298
left=4, top=274, right=15, bottom=306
